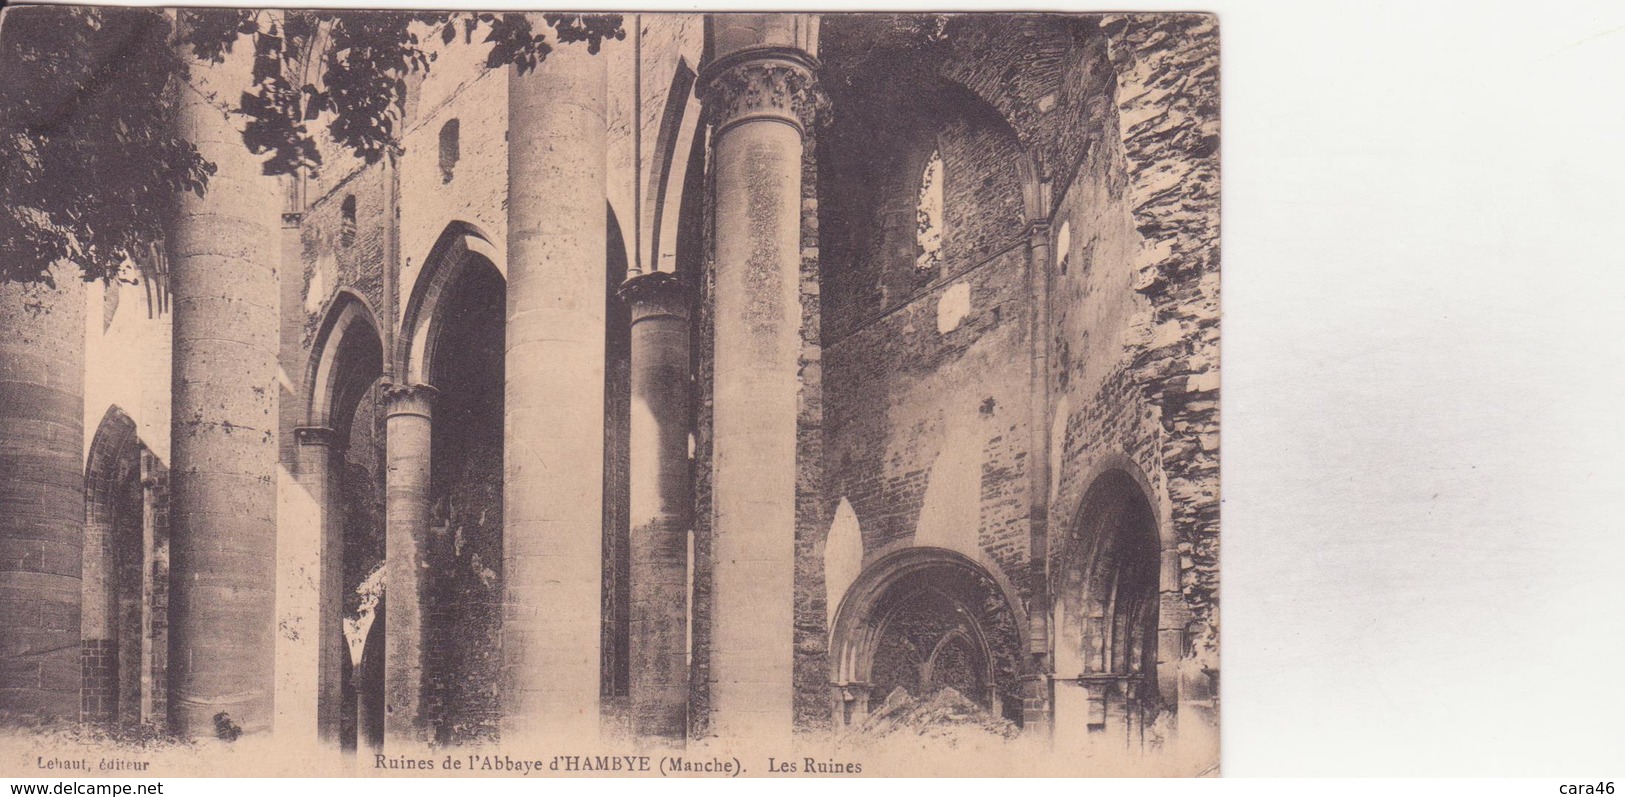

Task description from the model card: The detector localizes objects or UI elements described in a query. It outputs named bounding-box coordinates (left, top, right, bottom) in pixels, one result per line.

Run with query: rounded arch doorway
left=1053, top=465, right=1164, bottom=744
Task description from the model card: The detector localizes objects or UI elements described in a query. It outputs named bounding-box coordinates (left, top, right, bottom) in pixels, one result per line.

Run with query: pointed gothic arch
left=307, top=289, right=384, bottom=431
left=828, top=545, right=1028, bottom=728
left=1052, top=459, right=1167, bottom=741
left=398, top=222, right=503, bottom=386
left=82, top=405, right=165, bottom=727
left=302, top=289, right=387, bottom=748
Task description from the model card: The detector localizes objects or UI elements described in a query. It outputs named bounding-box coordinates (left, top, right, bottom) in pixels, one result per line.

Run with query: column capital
left=617, top=270, right=692, bottom=324
left=382, top=382, right=438, bottom=419
left=698, top=49, right=826, bottom=137
left=293, top=425, right=340, bottom=447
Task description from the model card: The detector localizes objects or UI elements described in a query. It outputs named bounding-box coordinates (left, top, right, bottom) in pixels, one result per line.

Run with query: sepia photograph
left=0, top=7, right=1220, bottom=777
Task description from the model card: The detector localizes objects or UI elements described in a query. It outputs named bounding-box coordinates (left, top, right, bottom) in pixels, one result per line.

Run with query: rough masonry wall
left=397, top=52, right=507, bottom=298
left=1045, top=14, right=1218, bottom=687
left=816, top=30, right=1033, bottom=344
left=824, top=242, right=1034, bottom=589
left=819, top=22, right=1039, bottom=599
left=1044, top=19, right=1162, bottom=603
left=300, top=164, right=390, bottom=349
left=1103, top=14, right=1220, bottom=660
left=938, top=117, right=1028, bottom=270
left=935, top=14, right=1099, bottom=194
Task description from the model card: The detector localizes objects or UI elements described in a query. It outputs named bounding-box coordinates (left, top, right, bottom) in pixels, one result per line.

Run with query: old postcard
left=0, top=8, right=1219, bottom=777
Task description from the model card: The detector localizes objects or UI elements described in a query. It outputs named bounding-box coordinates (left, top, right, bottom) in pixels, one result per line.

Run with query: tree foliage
left=0, top=9, right=207, bottom=285
left=0, top=7, right=623, bottom=285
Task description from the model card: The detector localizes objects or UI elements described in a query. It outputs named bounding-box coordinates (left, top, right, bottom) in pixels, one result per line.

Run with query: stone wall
left=818, top=18, right=1043, bottom=610
left=1035, top=18, right=1219, bottom=749
left=823, top=242, right=1035, bottom=574
left=814, top=14, right=1219, bottom=745
left=396, top=50, right=507, bottom=298
left=1100, top=12, right=1221, bottom=660
left=300, top=165, right=390, bottom=351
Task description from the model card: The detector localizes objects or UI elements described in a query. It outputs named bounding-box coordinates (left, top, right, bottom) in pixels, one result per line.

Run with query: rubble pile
left=857, top=687, right=1020, bottom=743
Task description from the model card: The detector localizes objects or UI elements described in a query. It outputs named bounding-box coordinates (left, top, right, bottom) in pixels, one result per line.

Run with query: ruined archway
left=305, top=291, right=385, bottom=750
left=82, top=406, right=166, bottom=727
left=829, top=546, right=1026, bottom=729
left=405, top=225, right=506, bottom=744
left=1054, top=465, right=1162, bottom=741
left=398, top=222, right=503, bottom=386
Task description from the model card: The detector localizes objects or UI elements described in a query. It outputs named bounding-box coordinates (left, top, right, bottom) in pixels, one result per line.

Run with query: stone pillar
left=502, top=35, right=609, bottom=743
left=617, top=271, right=692, bottom=744
left=697, top=16, right=821, bottom=739
left=0, top=264, right=85, bottom=721
left=381, top=383, right=434, bottom=745
left=166, top=40, right=280, bottom=737
left=1025, top=218, right=1055, bottom=738
left=293, top=425, right=344, bottom=744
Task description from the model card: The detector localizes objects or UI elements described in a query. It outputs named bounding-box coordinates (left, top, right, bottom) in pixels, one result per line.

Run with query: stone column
left=293, top=425, right=344, bottom=744
left=502, top=35, right=609, bottom=743
left=617, top=271, right=692, bottom=744
left=697, top=16, right=821, bottom=739
left=166, top=39, right=280, bottom=738
left=381, top=383, right=434, bottom=746
left=0, top=264, right=85, bottom=721
left=1025, top=218, right=1055, bottom=738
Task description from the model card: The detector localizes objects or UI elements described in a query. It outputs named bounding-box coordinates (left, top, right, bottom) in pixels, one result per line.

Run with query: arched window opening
left=340, top=195, right=357, bottom=247
left=439, top=119, right=460, bottom=183
left=915, top=148, right=944, bottom=273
